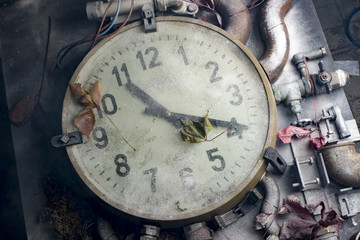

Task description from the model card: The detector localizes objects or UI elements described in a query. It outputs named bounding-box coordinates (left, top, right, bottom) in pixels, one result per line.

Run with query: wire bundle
left=57, top=0, right=136, bottom=75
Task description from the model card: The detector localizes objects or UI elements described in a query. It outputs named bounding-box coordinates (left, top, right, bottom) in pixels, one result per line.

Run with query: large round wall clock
left=62, top=16, right=277, bottom=227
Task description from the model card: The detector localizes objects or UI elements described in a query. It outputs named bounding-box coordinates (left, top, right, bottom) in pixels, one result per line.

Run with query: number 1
left=112, top=63, right=131, bottom=86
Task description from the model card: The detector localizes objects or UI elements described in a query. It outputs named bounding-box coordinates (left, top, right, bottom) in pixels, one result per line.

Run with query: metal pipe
left=86, top=0, right=151, bottom=20
left=195, top=0, right=250, bottom=44
left=86, top=0, right=184, bottom=20
left=320, top=142, right=360, bottom=188
left=254, top=173, right=280, bottom=237
left=259, top=0, right=292, bottom=83
left=215, top=0, right=250, bottom=44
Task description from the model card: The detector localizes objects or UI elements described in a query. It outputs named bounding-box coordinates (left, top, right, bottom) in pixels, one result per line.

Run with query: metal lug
left=140, top=224, right=160, bottom=240
left=213, top=188, right=263, bottom=229
left=142, top=3, right=156, bottom=33
left=183, top=222, right=213, bottom=240
left=51, top=131, right=82, bottom=148
left=263, top=147, right=287, bottom=174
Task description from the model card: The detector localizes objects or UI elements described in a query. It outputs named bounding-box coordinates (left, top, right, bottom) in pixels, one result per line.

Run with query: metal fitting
left=320, top=142, right=360, bottom=188
left=140, top=224, right=160, bottom=240
left=183, top=222, right=213, bottom=240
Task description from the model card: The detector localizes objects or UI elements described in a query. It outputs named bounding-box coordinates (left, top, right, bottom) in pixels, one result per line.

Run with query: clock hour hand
left=144, top=107, right=248, bottom=132
left=125, top=82, right=168, bottom=113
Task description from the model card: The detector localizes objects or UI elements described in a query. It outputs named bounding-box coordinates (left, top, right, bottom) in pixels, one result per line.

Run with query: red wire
left=303, top=58, right=321, bottom=136
left=229, top=0, right=266, bottom=16
left=219, top=229, right=231, bottom=240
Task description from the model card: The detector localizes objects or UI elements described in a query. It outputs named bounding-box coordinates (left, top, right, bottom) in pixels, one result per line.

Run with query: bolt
left=298, top=157, right=314, bottom=165
left=60, top=135, right=70, bottom=144
left=304, top=178, right=320, bottom=185
left=351, top=217, right=358, bottom=226
left=187, top=4, right=198, bottom=13
left=292, top=178, right=320, bottom=188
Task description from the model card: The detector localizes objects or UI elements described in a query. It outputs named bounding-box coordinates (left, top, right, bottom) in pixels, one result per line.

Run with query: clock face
left=62, top=17, right=276, bottom=226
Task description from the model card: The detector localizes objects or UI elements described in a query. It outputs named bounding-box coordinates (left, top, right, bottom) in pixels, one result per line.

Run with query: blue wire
left=99, top=0, right=121, bottom=37
left=57, top=0, right=122, bottom=76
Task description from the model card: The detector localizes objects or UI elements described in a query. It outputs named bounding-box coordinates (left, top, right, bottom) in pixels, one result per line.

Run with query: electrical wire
left=56, top=0, right=124, bottom=75
left=91, top=0, right=122, bottom=48
left=229, top=0, right=265, bottom=16
left=346, top=7, right=360, bottom=48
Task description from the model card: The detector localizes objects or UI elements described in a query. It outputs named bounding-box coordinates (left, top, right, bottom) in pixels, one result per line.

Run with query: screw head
left=187, top=4, right=198, bottom=13
left=60, top=135, right=70, bottom=144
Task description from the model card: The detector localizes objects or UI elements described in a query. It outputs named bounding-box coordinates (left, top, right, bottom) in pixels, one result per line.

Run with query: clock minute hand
left=144, top=107, right=248, bottom=132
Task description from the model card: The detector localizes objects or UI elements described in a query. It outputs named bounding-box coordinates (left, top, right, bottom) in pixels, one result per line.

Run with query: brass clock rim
left=62, top=16, right=277, bottom=227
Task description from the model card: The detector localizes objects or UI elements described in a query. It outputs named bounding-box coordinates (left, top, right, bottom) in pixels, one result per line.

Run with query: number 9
left=92, top=127, right=108, bottom=149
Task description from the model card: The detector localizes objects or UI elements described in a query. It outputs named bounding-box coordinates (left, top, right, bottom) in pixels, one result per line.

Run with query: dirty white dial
left=62, top=16, right=276, bottom=226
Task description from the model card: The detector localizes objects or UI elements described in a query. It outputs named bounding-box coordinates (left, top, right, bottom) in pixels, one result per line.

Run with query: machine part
left=140, top=225, right=161, bottom=240
left=86, top=0, right=198, bottom=21
left=289, top=140, right=324, bottom=191
left=213, top=188, right=263, bottom=229
left=142, top=3, right=156, bottom=33
left=293, top=47, right=326, bottom=96
left=303, top=189, right=330, bottom=216
left=290, top=156, right=322, bottom=191
left=351, top=231, right=360, bottom=240
left=51, top=131, right=82, bottom=148
left=254, top=173, right=280, bottom=237
left=314, top=225, right=339, bottom=240
left=97, top=217, right=121, bottom=240
left=337, top=189, right=360, bottom=227
left=334, top=60, right=360, bottom=76
left=313, top=69, right=349, bottom=95
left=316, top=106, right=351, bottom=139
left=263, top=146, right=287, bottom=174
left=320, top=142, right=360, bottom=188
left=291, top=117, right=312, bottom=127
left=273, top=47, right=350, bottom=118
left=319, top=119, right=360, bottom=145
left=183, top=222, right=213, bottom=240
left=273, top=47, right=326, bottom=116
left=259, top=0, right=292, bottom=83
left=317, top=153, right=331, bottom=186
left=194, top=0, right=250, bottom=44
left=316, top=61, right=333, bottom=93
left=315, top=106, right=351, bottom=140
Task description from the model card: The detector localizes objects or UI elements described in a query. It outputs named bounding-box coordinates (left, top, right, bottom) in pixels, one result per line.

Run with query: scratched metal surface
left=0, top=0, right=358, bottom=239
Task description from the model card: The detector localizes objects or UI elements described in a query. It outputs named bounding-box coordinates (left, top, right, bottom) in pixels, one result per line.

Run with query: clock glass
left=62, top=17, right=276, bottom=226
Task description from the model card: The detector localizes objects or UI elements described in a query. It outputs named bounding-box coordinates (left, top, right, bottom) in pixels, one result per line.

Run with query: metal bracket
left=290, top=140, right=328, bottom=191
left=142, top=3, right=156, bottom=33
left=51, top=131, right=83, bottom=148
left=337, top=188, right=360, bottom=226
left=213, top=188, right=263, bottom=229
left=263, top=146, right=287, bottom=174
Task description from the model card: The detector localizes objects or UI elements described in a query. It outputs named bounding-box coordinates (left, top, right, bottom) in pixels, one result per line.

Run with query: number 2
left=206, top=61, right=223, bottom=83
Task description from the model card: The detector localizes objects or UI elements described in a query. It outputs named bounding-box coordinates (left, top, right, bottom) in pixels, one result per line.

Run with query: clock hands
left=144, top=107, right=248, bottom=132
left=125, top=82, right=248, bottom=132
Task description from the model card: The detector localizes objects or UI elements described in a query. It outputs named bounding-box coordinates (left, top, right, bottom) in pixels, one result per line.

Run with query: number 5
left=206, top=148, right=225, bottom=172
